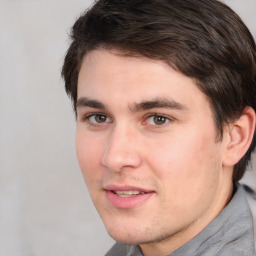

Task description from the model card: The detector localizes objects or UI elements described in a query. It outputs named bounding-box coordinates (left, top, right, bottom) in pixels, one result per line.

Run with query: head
left=63, top=0, right=256, bottom=182
left=62, top=0, right=256, bottom=253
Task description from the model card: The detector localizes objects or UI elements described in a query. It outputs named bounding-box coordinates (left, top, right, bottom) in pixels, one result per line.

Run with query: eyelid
left=145, top=113, right=174, bottom=120
left=144, top=113, right=174, bottom=126
left=80, top=112, right=112, bottom=125
left=78, top=111, right=174, bottom=128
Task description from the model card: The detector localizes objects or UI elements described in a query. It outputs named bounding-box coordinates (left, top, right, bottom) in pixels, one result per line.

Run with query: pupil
left=96, top=115, right=106, bottom=123
left=154, top=116, right=166, bottom=125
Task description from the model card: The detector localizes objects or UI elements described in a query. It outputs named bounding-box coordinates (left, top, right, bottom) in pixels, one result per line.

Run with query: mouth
left=104, top=185, right=155, bottom=208
left=113, top=190, right=147, bottom=197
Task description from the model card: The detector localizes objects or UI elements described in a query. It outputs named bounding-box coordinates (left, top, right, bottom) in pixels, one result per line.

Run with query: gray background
left=0, top=0, right=255, bottom=255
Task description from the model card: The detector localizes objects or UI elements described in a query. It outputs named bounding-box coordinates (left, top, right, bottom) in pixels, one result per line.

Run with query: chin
left=111, top=236, right=141, bottom=245
left=106, top=223, right=172, bottom=246
left=109, top=234, right=154, bottom=245
left=106, top=226, right=148, bottom=245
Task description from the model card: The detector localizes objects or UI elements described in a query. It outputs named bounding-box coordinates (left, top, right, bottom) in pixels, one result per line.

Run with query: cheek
left=146, top=128, right=220, bottom=189
left=146, top=134, right=222, bottom=218
left=76, top=130, right=104, bottom=183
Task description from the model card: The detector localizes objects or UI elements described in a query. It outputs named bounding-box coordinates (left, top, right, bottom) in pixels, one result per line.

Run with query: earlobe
left=223, top=107, right=256, bottom=167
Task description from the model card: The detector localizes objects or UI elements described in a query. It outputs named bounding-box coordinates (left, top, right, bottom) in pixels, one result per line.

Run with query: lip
left=104, top=185, right=155, bottom=209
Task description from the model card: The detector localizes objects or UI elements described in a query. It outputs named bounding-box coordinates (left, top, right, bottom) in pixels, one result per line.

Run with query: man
left=62, top=0, right=256, bottom=255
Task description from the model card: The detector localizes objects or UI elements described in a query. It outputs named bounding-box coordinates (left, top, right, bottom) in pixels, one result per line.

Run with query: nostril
left=101, top=148, right=142, bottom=172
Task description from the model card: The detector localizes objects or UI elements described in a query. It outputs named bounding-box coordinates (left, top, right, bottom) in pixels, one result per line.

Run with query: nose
left=101, top=125, right=142, bottom=172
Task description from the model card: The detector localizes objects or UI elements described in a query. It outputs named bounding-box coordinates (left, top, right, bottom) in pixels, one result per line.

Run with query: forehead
left=77, top=49, right=212, bottom=113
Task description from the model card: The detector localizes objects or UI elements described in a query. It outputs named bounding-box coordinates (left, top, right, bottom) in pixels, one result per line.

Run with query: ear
left=223, top=107, right=256, bottom=167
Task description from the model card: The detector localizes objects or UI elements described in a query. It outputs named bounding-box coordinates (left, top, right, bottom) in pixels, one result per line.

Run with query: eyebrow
left=76, top=97, right=106, bottom=109
left=129, top=98, right=188, bottom=112
left=76, top=97, right=188, bottom=112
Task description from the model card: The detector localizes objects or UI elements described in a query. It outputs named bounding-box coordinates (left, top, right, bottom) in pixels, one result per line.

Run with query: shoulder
left=171, top=184, right=255, bottom=256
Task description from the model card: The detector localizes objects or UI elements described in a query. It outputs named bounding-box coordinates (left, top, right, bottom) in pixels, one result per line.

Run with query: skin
left=76, top=49, right=235, bottom=256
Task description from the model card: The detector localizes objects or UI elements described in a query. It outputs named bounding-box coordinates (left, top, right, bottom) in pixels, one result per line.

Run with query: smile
left=104, top=186, right=154, bottom=209
left=113, top=191, right=146, bottom=197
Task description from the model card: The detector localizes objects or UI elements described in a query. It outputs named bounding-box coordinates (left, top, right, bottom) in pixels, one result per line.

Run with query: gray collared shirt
left=105, top=184, right=256, bottom=256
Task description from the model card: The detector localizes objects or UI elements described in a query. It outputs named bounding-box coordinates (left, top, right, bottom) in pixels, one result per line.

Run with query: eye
left=86, top=113, right=111, bottom=124
left=145, top=114, right=171, bottom=126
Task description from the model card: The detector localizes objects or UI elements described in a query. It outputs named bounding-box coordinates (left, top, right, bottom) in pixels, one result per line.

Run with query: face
left=76, top=49, right=230, bottom=249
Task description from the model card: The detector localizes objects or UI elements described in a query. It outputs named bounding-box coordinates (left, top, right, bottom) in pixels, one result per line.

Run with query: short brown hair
left=62, top=0, right=256, bottom=182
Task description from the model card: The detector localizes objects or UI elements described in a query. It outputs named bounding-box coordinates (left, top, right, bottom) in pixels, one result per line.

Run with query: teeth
left=114, top=191, right=145, bottom=197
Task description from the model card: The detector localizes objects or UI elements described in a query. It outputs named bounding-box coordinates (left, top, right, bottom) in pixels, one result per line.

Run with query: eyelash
left=144, top=113, right=173, bottom=127
left=81, top=112, right=112, bottom=127
left=81, top=112, right=173, bottom=127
